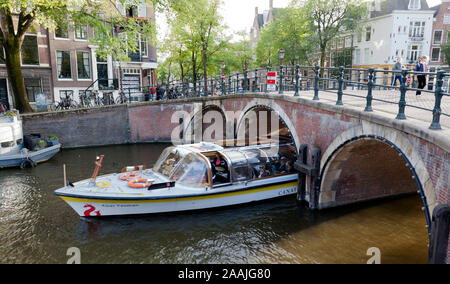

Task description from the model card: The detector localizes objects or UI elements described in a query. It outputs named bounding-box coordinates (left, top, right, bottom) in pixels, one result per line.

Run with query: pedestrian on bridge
left=392, top=57, right=404, bottom=88
left=415, top=58, right=426, bottom=96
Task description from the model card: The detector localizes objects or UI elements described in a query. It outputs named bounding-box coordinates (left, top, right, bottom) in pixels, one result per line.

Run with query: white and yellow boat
left=55, top=142, right=298, bottom=217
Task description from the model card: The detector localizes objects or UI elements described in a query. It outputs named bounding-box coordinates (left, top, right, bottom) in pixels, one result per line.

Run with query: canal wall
left=21, top=101, right=195, bottom=148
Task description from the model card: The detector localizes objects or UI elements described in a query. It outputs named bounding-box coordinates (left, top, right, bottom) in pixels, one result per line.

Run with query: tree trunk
left=320, top=46, right=327, bottom=78
left=192, top=51, right=197, bottom=93
left=202, top=49, right=208, bottom=96
left=4, top=42, right=34, bottom=113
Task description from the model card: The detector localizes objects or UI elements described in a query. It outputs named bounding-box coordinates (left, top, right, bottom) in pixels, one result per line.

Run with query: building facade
left=429, top=0, right=450, bottom=71
left=0, top=0, right=158, bottom=110
left=0, top=25, right=53, bottom=110
left=353, top=0, right=436, bottom=70
left=249, top=0, right=278, bottom=48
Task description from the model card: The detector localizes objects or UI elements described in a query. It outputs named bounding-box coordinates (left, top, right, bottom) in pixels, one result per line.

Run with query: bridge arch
left=235, top=99, right=300, bottom=151
left=319, top=125, right=437, bottom=230
left=182, top=102, right=228, bottom=143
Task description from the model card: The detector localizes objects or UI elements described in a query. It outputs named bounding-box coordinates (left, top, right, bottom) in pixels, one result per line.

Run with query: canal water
left=0, top=144, right=429, bottom=264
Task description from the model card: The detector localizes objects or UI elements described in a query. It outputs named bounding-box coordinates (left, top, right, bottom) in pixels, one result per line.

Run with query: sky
left=157, top=0, right=443, bottom=41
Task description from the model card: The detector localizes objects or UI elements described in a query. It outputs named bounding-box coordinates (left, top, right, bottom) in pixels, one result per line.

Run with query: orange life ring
left=128, top=179, right=154, bottom=189
left=118, top=172, right=141, bottom=181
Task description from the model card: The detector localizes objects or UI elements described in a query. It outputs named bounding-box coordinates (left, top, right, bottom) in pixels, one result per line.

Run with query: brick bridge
left=22, top=92, right=450, bottom=263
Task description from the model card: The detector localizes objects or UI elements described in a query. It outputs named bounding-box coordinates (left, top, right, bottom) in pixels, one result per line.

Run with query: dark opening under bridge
left=21, top=66, right=450, bottom=264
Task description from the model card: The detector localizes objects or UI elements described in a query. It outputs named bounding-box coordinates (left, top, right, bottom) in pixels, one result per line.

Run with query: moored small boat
left=0, top=110, right=61, bottom=169
left=55, top=142, right=298, bottom=217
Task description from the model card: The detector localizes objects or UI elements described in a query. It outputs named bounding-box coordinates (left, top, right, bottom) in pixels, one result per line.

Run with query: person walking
left=392, top=57, right=404, bottom=88
left=415, top=58, right=426, bottom=96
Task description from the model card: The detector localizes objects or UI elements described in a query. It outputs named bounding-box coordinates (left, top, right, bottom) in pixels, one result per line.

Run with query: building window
left=126, top=5, right=138, bottom=17
left=444, top=14, right=450, bottom=25
left=337, top=38, right=344, bottom=49
left=344, top=37, right=352, bottom=48
left=357, top=32, right=362, bottom=43
left=364, top=48, right=370, bottom=64
left=431, top=48, right=441, bottom=62
left=354, top=49, right=361, bottom=65
left=409, top=21, right=425, bottom=38
left=407, top=45, right=422, bottom=62
left=408, top=0, right=421, bottom=10
left=24, top=78, right=42, bottom=103
left=75, top=25, right=88, bottom=40
left=77, top=51, right=91, bottom=79
left=55, top=22, right=69, bottom=38
left=140, top=36, right=148, bottom=57
left=433, top=30, right=443, bottom=45
left=365, top=26, right=371, bottom=41
left=56, top=51, right=71, bottom=79
left=21, top=35, right=39, bottom=65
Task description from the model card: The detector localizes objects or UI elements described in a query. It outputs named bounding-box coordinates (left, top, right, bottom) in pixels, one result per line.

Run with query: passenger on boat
left=283, top=160, right=294, bottom=174
left=257, top=165, right=268, bottom=178
left=272, top=156, right=287, bottom=173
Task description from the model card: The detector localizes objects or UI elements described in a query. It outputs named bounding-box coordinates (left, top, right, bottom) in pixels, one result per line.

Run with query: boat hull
left=57, top=180, right=298, bottom=217
left=0, top=144, right=61, bottom=168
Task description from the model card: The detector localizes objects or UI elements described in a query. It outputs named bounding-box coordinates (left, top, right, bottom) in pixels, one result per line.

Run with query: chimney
left=269, top=0, right=273, bottom=10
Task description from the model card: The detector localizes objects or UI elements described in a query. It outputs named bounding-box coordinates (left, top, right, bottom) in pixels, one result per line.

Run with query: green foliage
left=302, top=0, right=368, bottom=67
left=441, top=42, right=450, bottom=67
left=256, top=5, right=313, bottom=67
left=0, top=0, right=180, bottom=112
left=48, top=134, right=59, bottom=141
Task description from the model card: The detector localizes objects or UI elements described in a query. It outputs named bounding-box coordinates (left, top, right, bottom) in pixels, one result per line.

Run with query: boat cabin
left=0, top=112, right=23, bottom=155
left=152, top=142, right=297, bottom=188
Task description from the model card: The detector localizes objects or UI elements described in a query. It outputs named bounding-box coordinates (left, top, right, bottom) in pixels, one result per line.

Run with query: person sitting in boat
left=257, top=165, right=268, bottom=178
left=282, top=160, right=294, bottom=174
left=272, top=156, right=287, bottom=173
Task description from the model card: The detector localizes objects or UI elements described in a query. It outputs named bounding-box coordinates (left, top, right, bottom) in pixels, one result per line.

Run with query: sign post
left=267, top=71, right=277, bottom=92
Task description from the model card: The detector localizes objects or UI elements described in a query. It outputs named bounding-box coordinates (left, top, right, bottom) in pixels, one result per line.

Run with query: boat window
left=232, top=165, right=251, bottom=182
left=153, top=147, right=185, bottom=178
left=1, top=141, right=14, bottom=148
left=171, top=154, right=208, bottom=187
left=262, top=145, right=296, bottom=176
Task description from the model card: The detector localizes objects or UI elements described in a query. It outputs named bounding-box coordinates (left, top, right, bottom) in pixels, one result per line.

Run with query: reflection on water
left=0, top=144, right=429, bottom=264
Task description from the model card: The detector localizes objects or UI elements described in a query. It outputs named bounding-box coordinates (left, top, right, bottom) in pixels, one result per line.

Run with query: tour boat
left=54, top=142, right=299, bottom=217
left=0, top=110, right=60, bottom=169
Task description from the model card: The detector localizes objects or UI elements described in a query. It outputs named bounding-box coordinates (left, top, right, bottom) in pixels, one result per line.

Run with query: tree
left=0, top=0, right=176, bottom=112
left=256, top=5, right=313, bottom=67
left=301, top=0, right=368, bottom=72
left=163, top=0, right=227, bottom=94
left=441, top=33, right=450, bottom=68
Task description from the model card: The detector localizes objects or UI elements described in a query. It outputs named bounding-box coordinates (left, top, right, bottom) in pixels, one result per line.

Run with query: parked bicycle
left=54, top=92, right=78, bottom=110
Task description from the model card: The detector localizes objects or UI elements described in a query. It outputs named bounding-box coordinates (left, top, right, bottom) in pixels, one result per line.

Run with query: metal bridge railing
left=162, top=65, right=448, bottom=131
left=46, top=65, right=449, bottom=131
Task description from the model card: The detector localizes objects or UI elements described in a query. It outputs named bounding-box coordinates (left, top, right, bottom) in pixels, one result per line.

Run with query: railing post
left=294, top=65, right=300, bottom=97
left=429, top=71, right=445, bottom=130
left=254, top=69, right=258, bottom=92
left=279, top=65, right=284, bottom=94
left=357, top=70, right=361, bottom=90
left=313, top=65, right=320, bottom=101
left=244, top=69, right=248, bottom=93
left=221, top=75, right=225, bottom=96
left=365, top=68, right=374, bottom=112
left=396, top=69, right=409, bottom=120
left=236, top=73, right=239, bottom=94
left=228, top=75, right=232, bottom=94
left=336, top=66, right=344, bottom=105
left=265, top=67, right=271, bottom=94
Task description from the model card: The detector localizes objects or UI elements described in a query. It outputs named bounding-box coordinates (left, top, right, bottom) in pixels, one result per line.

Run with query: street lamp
left=278, top=49, right=285, bottom=65
left=278, top=49, right=285, bottom=94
